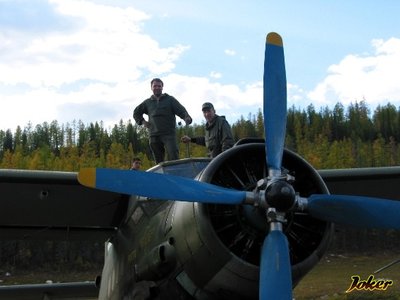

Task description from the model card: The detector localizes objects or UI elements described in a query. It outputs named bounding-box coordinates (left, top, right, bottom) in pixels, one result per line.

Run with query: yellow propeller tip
left=78, top=168, right=96, bottom=187
left=266, top=32, right=283, bottom=47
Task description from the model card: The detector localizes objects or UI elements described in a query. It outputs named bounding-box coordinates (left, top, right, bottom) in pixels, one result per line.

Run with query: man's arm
left=220, top=120, right=234, bottom=151
left=191, top=136, right=206, bottom=146
left=170, top=96, right=192, bottom=124
left=181, top=136, right=205, bottom=146
left=133, top=101, right=147, bottom=125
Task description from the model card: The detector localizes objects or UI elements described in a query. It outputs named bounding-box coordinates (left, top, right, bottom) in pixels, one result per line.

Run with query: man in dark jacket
left=133, top=78, right=192, bottom=163
left=181, top=102, right=234, bottom=158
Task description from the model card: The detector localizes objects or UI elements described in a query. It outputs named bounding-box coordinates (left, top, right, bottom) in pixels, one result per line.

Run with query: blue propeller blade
left=259, top=229, right=292, bottom=300
left=264, top=32, right=287, bottom=173
left=307, top=194, right=400, bottom=229
left=259, top=32, right=293, bottom=300
left=78, top=168, right=246, bottom=205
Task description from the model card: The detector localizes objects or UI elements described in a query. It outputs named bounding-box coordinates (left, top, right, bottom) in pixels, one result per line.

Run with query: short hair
left=151, top=78, right=163, bottom=87
left=132, top=157, right=141, bottom=162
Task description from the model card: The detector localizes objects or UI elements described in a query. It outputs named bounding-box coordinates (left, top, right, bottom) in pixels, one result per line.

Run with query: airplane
left=1, top=32, right=400, bottom=300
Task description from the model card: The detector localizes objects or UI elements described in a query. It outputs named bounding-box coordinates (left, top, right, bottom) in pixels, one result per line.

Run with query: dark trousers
left=150, top=134, right=179, bottom=163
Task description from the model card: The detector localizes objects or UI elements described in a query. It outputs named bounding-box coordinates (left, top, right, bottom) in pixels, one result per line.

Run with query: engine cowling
left=169, top=142, right=333, bottom=299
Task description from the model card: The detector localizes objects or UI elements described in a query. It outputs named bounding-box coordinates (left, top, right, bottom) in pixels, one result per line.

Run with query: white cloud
left=0, top=0, right=190, bottom=130
left=1, top=0, right=191, bottom=87
left=0, top=0, right=265, bottom=131
left=224, top=49, right=236, bottom=56
left=287, top=83, right=308, bottom=109
left=159, top=75, right=262, bottom=125
left=307, top=37, right=400, bottom=109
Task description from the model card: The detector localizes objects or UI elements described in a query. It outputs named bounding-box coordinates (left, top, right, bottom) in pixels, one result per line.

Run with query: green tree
left=106, top=142, right=128, bottom=168
left=372, top=135, right=388, bottom=167
left=3, top=129, right=13, bottom=152
left=346, top=101, right=375, bottom=141
left=373, top=103, right=399, bottom=141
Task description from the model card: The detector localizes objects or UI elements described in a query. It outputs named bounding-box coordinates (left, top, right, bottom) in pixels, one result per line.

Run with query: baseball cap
left=202, top=102, right=214, bottom=111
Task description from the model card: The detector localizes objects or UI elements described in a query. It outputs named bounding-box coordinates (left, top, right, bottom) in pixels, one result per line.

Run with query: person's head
left=202, top=102, right=216, bottom=123
left=131, top=157, right=142, bottom=170
left=151, top=78, right=163, bottom=96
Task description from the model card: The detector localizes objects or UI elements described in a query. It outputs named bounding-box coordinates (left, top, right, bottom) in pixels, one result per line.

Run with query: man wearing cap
left=181, top=102, right=234, bottom=158
left=133, top=78, right=192, bottom=163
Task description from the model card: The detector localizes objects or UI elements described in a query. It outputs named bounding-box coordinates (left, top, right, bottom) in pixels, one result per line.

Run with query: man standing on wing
left=134, top=78, right=192, bottom=163
left=181, top=102, right=234, bottom=158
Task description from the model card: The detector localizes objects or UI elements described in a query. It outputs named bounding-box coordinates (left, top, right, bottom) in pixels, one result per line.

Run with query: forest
left=2, top=101, right=400, bottom=170
left=1, top=100, right=400, bottom=271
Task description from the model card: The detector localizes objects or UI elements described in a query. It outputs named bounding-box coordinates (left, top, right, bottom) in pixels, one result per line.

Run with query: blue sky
left=1, top=0, right=400, bottom=131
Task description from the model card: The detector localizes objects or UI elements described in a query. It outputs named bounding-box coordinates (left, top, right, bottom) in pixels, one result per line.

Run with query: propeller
left=301, top=194, right=400, bottom=229
left=78, top=32, right=400, bottom=300
left=258, top=32, right=292, bottom=300
left=78, top=168, right=248, bottom=205
left=260, top=229, right=292, bottom=300
left=264, top=32, right=287, bottom=175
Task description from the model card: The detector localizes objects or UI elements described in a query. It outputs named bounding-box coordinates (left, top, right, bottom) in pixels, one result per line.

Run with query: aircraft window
left=150, top=158, right=210, bottom=178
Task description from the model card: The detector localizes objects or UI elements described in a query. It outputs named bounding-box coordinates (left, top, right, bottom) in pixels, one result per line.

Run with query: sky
left=1, top=0, right=400, bottom=132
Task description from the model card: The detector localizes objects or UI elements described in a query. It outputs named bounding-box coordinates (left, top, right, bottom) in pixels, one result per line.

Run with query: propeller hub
left=265, top=180, right=295, bottom=212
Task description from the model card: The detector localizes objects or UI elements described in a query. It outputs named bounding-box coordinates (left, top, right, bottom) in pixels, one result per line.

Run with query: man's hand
left=181, top=135, right=191, bottom=143
left=185, top=116, right=192, bottom=125
left=142, top=120, right=150, bottom=128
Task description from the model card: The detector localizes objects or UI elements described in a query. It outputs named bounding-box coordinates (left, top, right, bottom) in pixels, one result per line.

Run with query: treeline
left=2, top=101, right=400, bottom=170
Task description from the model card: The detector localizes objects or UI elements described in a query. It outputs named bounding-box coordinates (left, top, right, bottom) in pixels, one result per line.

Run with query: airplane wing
left=3, top=163, right=397, bottom=242
left=0, top=169, right=128, bottom=241
left=0, top=282, right=98, bottom=300
left=0, top=168, right=128, bottom=300
left=320, top=166, right=400, bottom=200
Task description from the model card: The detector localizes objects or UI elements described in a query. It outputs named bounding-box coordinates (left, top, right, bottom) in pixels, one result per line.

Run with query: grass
left=2, top=254, right=400, bottom=299
left=0, top=268, right=100, bottom=285
left=293, top=253, right=400, bottom=300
